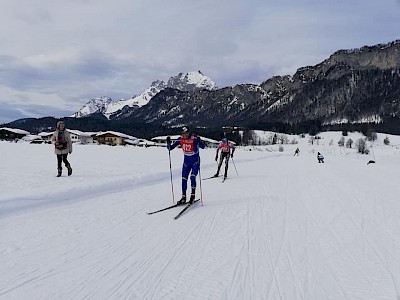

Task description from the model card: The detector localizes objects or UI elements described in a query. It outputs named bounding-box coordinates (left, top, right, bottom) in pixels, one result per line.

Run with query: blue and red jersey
left=168, top=133, right=205, bottom=163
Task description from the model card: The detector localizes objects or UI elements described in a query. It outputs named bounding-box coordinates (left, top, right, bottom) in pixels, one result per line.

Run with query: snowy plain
left=1, top=131, right=400, bottom=300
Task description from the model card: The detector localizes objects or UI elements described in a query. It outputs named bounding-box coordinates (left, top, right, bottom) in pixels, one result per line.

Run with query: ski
left=202, top=175, right=220, bottom=180
left=222, top=177, right=228, bottom=183
left=147, top=203, right=185, bottom=215
left=174, top=199, right=200, bottom=219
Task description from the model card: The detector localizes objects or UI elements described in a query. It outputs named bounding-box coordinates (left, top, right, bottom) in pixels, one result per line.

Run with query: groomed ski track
left=1, top=142, right=400, bottom=299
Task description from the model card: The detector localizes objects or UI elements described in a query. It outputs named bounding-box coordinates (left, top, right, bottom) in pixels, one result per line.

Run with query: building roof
left=67, top=129, right=96, bottom=137
left=96, top=131, right=138, bottom=140
left=0, top=127, right=30, bottom=135
left=38, top=132, right=54, bottom=137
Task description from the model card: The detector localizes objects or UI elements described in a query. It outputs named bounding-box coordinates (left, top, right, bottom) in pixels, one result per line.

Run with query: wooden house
left=96, top=131, right=138, bottom=146
left=0, top=127, right=30, bottom=141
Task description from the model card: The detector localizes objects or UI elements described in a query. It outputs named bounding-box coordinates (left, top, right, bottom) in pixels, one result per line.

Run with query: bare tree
left=345, top=138, right=353, bottom=148
left=338, top=137, right=345, bottom=147
left=355, top=138, right=367, bottom=154
left=278, top=134, right=289, bottom=144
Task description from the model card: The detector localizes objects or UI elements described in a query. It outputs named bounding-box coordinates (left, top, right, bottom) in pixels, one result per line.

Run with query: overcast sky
left=1, top=0, right=400, bottom=124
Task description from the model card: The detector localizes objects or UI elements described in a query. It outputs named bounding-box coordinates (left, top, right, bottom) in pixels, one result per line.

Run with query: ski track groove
left=155, top=206, right=246, bottom=299
left=3, top=148, right=400, bottom=299
left=334, top=190, right=400, bottom=298
left=265, top=174, right=289, bottom=300
left=312, top=167, right=399, bottom=299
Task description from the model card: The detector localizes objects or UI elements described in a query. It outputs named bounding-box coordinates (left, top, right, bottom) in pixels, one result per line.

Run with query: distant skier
left=317, top=152, right=324, bottom=163
left=213, top=137, right=235, bottom=179
left=294, top=148, right=300, bottom=156
left=167, top=126, right=205, bottom=204
left=51, top=121, right=73, bottom=177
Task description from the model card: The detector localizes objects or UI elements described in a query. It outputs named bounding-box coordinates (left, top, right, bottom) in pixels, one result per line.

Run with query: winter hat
left=57, top=121, right=65, bottom=130
left=181, top=126, right=189, bottom=134
left=222, top=137, right=228, bottom=142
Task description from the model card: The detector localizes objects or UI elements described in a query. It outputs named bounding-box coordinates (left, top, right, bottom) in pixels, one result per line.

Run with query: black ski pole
left=231, top=157, right=239, bottom=176
left=168, top=148, right=175, bottom=204
left=198, top=158, right=204, bottom=206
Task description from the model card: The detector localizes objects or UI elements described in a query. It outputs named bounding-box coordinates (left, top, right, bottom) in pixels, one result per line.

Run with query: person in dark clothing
left=317, top=152, right=324, bottom=163
left=167, top=126, right=205, bottom=204
left=51, top=121, right=73, bottom=177
left=213, top=137, right=235, bottom=179
left=294, top=148, right=300, bottom=156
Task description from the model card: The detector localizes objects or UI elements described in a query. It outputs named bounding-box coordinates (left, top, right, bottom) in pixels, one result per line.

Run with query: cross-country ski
left=174, top=199, right=200, bottom=219
left=147, top=202, right=185, bottom=215
left=202, top=175, right=221, bottom=180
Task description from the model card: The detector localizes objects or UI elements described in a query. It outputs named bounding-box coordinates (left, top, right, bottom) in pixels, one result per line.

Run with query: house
left=68, top=130, right=97, bottom=144
left=96, top=131, right=138, bottom=146
left=38, top=132, right=54, bottom=143
left=0, top=127, right=30, bottom=141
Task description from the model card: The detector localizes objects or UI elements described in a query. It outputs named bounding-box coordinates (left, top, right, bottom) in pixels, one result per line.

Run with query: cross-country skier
left=294, top=148, right=300, bottom=156
left=51, top=121, right=73, bottom=177
left=213, top=137, right=235, bottom=179
left=317, top=152, right=324, bottom=163
left=167, top=126, right=205, bottom=204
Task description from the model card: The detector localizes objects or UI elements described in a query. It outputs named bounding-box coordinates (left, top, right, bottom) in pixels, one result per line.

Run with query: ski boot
left=177, top=195, right=186, bottom=205
left=189, top=194, right=196, bottom=204
left=57, top=168, right=62, bottom=177
left=66, top=164, right=72, bottom=176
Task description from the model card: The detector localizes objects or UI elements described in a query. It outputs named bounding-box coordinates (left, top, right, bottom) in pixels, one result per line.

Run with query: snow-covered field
left=1, top=132, right=400, bottom=300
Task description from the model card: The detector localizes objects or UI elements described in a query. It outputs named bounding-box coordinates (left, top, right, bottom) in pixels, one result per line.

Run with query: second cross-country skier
left=213, top=137, right=235, bottom=179
left=167, top=126, right=205, bottom=205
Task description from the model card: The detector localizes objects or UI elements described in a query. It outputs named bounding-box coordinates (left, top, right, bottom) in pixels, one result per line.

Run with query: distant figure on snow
left=317, top=152, right=324, bottom=163
left=294, top=148, right=300, bottom=156
left=167, top=126, right=205, bottom=205
left=51, top=121, right=73, bottom=177
left=213, top=137, right=235, bottom=179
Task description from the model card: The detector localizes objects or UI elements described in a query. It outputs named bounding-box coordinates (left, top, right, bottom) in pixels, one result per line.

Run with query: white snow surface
left=1, top=132, right=400, bottom=300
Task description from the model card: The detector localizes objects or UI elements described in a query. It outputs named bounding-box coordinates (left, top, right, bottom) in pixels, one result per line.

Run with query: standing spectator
left=51, top=121, right=73, bottom=177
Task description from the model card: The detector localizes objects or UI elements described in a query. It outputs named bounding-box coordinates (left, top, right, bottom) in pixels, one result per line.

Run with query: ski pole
left=198, top=157, right=204, bottom=206
left=168, top=148, right=175, bottom=204
left=231, top=157, right=239, bottom=176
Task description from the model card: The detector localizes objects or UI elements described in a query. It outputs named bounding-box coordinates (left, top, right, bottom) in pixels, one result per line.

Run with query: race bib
left=180, top=137, right=195, bottom=155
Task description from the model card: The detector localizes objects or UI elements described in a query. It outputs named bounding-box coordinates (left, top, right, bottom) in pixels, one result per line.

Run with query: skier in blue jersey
left=167, top=126, right=205, bottom=204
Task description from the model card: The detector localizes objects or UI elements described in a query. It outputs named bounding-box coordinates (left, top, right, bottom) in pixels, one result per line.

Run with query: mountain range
left=5, top=40, right=400, bottom=136
left=71, top=71, right=217, bottom=119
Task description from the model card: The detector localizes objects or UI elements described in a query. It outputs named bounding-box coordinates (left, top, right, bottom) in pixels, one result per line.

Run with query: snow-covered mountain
left=166, top=70, right=217, bottom=91
left=72, top=71, right=217, bottom=119
left=71, top=96, right=115, bottom=118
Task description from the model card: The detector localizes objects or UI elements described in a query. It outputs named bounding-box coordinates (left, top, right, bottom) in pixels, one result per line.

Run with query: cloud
left=1, top=0, right=400, bottom=122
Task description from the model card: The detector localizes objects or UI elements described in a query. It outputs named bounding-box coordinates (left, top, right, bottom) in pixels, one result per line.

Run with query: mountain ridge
left=5, top=40, right=400, bottom=136
left=71, top=71, right=217, bottom=119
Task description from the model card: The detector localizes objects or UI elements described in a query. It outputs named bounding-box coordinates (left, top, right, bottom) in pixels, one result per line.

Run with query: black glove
left=231, top=154, right=234, bottom=158
left=215, top=156, right=218, bottom=161
left=197, top=136, right=201, bottom=142
left=166, top=136, right=171, bottom=144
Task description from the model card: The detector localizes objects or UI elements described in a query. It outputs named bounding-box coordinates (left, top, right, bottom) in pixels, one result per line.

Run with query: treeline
left=4, top=115, right=400, bottom=146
